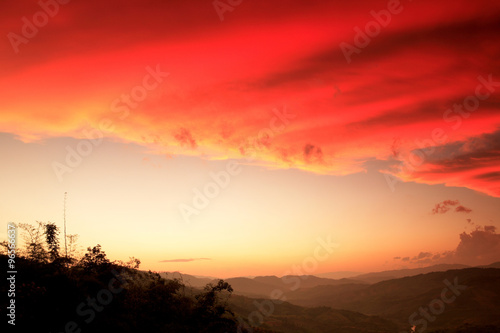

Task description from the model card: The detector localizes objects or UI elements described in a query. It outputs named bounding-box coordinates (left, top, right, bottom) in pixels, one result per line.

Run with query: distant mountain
left=224, top=277, right=281, bottom=298
left=284, top=267, right=500, bottom=332
left=477, top=261, right=500, bottom=269
left=351, top=264, right=470, bottom=283
left=158, top=272, right=364, bottom=298
left=157, top=265, right=500, bottom=332
left=225, top=275, right=364, bottom=298
left=153, top=273, right=397, bottom=332
left=159, top=271, right=213, bottom=288
left=229, top=294, right=398, bottom=333
left=316, top=271, right=362, bottom=279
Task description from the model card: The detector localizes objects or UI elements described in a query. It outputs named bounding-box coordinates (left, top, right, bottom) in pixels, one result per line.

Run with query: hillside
left=284, top=268, right=500, bottom=331
left=229, top=294, right=398, bottom=333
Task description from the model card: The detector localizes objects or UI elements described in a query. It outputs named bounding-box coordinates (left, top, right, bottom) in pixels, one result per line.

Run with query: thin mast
left=64, top=192, right=67, bottom=258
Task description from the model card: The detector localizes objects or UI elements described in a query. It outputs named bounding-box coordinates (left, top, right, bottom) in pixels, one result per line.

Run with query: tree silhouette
left=19, top=221, right=47, bottom=262
left=44, top=222, right=60, bottom=261
left=78, top=244, right=111, bottom=273
left=3, top=222, right=244, bottom=332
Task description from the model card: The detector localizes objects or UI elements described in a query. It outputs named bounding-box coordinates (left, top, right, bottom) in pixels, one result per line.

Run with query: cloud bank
left=1, top=0, right=500, bottom=196
left=395, top=225, right=500, bottom=266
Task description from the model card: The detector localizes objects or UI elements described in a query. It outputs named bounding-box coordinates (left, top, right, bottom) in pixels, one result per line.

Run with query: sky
left=1, top=0, right=499, bottom=278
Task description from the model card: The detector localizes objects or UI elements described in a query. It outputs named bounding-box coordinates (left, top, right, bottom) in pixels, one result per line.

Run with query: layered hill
left=284, top=267, right=500, bottom=331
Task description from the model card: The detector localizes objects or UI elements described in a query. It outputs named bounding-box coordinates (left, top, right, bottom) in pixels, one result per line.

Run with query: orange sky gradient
left=1, top=0, right=500, bottom=278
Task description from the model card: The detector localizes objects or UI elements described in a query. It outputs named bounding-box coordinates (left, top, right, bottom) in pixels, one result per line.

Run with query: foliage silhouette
left=1, top=221, right=245, bottom=333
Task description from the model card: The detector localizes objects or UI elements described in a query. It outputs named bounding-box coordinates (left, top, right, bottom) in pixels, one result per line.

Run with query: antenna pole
left=64, top=192, right=68, bottom=258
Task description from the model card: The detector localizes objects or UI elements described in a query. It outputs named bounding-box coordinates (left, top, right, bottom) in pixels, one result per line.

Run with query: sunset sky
left=1, top=0, right=499, bottom=278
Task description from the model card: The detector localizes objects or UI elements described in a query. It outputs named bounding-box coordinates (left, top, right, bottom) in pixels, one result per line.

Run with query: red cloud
left=455, top=205, right=473, bottom=213
left=431, top=200, right=472, bottom=215
left=432, top=200, right=459, bottom=214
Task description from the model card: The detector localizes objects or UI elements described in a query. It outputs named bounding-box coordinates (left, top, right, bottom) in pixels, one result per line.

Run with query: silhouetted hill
left=1, top=254, right=243, bottom=333
left=285, top=267, right=500, bottom=332
left=478, top=261, right=500, bottom=269
left=351, top=264, right=470, bottom=284
left=316, top=271, right=362, bottom=279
